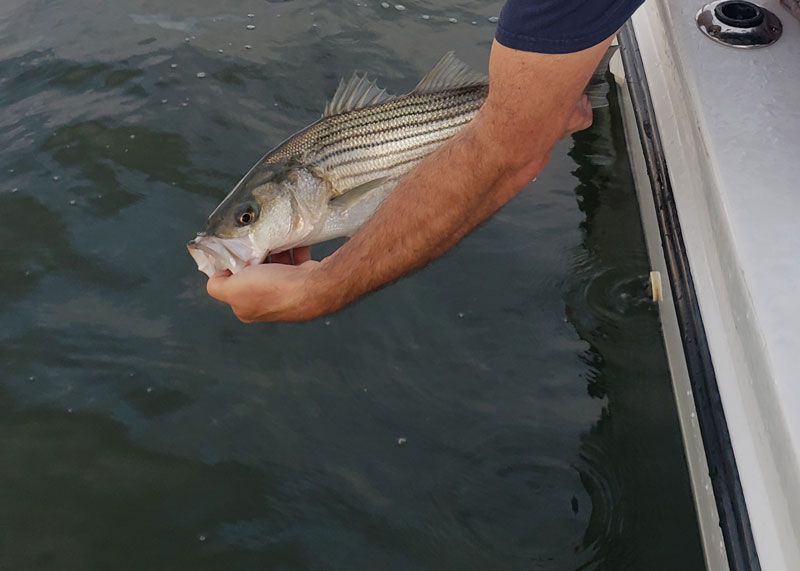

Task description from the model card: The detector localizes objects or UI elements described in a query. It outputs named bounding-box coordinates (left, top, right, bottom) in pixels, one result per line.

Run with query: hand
left=206, top=246, right=329, bottom=322
left=562, top=94, right=593, bottom=138
left=264, top=246, right=311, bottom=266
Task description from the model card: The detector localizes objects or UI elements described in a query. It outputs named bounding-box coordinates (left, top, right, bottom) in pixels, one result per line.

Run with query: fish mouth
left=186, top=235, right=264, bottom=277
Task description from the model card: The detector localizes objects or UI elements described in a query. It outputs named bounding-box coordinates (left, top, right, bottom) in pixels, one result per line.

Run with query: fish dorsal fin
left=323, top=73, right=396, bottom=118
left=412, top=52, right=488, bottom=94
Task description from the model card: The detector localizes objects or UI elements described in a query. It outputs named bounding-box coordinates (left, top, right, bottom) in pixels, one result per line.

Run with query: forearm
left=306, top=40, right=613, bottom=316
left=309, top=114, right=549, bottom=312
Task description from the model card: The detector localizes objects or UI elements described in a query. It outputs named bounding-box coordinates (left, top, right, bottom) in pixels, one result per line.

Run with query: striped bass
left=187, top=51, right=613, bottom=277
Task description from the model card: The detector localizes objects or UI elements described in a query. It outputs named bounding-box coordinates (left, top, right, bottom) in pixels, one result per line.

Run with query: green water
left=0, top=1, right=704, bottom=569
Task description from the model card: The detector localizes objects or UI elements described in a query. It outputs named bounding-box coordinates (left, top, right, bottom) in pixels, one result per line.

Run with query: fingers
left=206, top=270, right=232, bottom=301
left=270, top=251, right=293, bottom=265
left=292, top=246, right=312, bottom=265
left=269, top=247, right=311, bottom=265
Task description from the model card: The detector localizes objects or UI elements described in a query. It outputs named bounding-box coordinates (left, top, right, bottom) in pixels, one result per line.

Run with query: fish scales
left=267, top=84, right=488, bottom=194
left=187, top=53, right=506, bottom=276
left=186, top=54, right=495, bottom=277
left=188, top=50, right=617, bottom=277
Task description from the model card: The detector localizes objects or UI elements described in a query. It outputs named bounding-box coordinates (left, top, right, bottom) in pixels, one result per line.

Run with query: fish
left=187, top=50, right=617, bottom=277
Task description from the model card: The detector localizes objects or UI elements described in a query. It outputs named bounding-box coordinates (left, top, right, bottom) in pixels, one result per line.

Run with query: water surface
left=0, top=1, right=704, bottom=569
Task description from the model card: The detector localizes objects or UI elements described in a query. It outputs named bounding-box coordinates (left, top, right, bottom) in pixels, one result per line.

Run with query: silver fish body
left=187, top=53, right=489, bottom=277
left=187, top=49, right=617, bottom=277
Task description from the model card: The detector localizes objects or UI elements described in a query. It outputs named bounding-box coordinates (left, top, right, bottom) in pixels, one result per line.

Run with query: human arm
left=207, top=38, right=613, bottom=322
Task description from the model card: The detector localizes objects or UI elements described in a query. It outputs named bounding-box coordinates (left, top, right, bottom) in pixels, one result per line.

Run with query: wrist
left=301, top=258, right=346, bottom=319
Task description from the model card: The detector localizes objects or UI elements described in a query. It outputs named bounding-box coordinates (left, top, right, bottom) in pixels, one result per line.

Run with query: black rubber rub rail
left=618, top=22, right=761, bottom=571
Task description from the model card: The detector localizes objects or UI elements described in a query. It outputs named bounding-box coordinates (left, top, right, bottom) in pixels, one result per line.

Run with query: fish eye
left=236, top=206, right=256, bottom=226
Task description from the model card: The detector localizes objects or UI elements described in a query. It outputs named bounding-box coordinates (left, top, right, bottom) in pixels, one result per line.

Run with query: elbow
left=513, top=151, right=551, bottom=187
left=472, top=114, right=557, bottom=193
left=497, top=145, right=553, bottom=192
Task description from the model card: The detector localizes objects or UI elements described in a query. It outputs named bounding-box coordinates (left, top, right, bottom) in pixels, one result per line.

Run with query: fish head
left=187, top=159, right=328, bottom=277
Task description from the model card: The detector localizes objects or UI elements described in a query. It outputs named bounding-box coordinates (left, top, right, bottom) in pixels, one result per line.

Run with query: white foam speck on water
left=381, top=2, right=390, bottom=8
left=28, top=376, right=35, bottom=382
left=181, top=102, right=188, bottom=107
left=170, top=63, right=178, bottom=69
left=69, top=199, right=76, bottom=205
left=161, top=99, right=168, bottom=104
left=448, top=17, right=458, bottom=23
left=488, top=16, right=498, bottom=23
left=421, top=14, right=430, bottom=20
left=394, top=4, right=406, bottom=10
left=129, top=134, right=135, bottom=139
left=198, top=534, right=206, bottom=542
left=471, top=21, right=477, bottom=25
left=146, top=387, right=153, bottom=393
left=246, top=24, right=255, bottom=30
left=458, top=312, right=464, bottom=318
left=196, top=72, right=206, bottom=78
left=52, top=175, right=60, bottom=182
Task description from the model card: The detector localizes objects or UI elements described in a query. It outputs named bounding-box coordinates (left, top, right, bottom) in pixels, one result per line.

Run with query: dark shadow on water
left=0, top=404, right=313, bottom=571
left=0, top=194, right=142, bottom=308
left=564, top=84, right=706, bottom=570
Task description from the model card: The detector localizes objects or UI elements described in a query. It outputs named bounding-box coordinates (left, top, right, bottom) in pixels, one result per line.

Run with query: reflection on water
left=566, top=88, right=703, bottom=569
left=0, top=1, right=704, bottom=569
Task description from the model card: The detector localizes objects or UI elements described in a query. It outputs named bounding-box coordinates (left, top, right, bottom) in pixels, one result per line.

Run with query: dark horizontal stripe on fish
left=314, top=107, right=479, bottom=166
left=265, top=86, right=488, bottom=167
left=333, top=133, right=459, bottom=187
left=314, top=87, right=487, bottom=150
left=325, top=85, right=486, bottom=128
left=317, top=97, right=485, bottom=147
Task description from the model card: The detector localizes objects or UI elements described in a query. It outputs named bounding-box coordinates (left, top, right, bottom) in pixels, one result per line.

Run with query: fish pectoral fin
left=329, top=177, right=392, bottom=211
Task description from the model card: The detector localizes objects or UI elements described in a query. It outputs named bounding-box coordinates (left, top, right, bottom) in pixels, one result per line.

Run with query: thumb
left=206, top=270, right=233, bottom=301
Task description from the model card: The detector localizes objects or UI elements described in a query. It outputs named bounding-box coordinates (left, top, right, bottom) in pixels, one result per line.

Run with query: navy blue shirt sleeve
left=495, top=0, right=645, bottom=54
